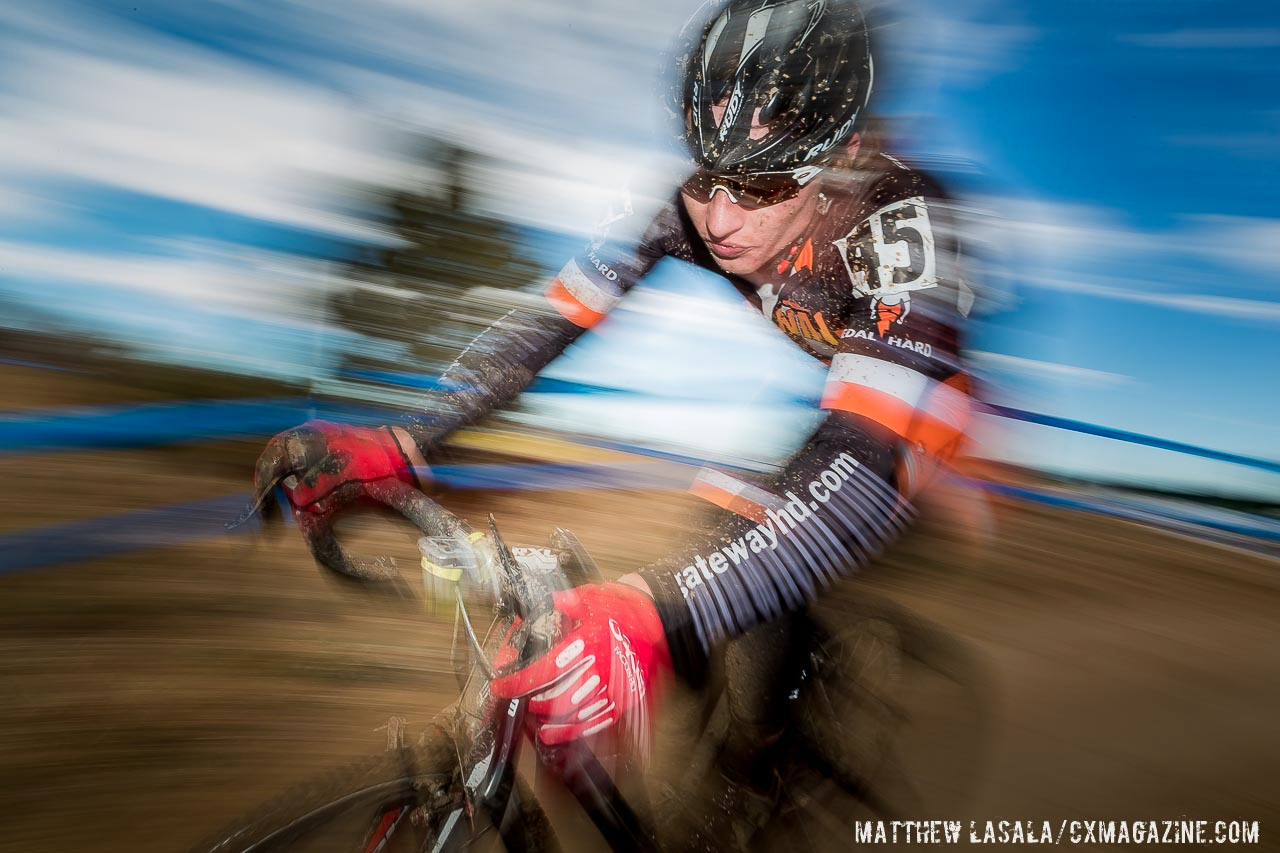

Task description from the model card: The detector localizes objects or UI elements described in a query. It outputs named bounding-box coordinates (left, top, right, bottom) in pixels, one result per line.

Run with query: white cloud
left=0, top=0, right=703, bottom=243
left=324, top=68, right=684, bottom=233
left=968, top=350, right=1132, bottom=387
left=288, top=0, right=696, bottom=94
left=0, top=42, right=413, bottom=241
left=0, top=238, right=342, bottom=321
left=914, top=21, right=1039, bottom=84
left=1020, top=272, right=1280, bottom=323
left=968, top=195, right=1171, bottom=259
left=970, top=197, right=1280, bottom=319
left=888, top=1, right=1039, bottom=91
left=1167, top=128, right=1279, bottom=160
left=1127, top=291, right=1280, bottom=321
left=0, top=186, right=70, bottom=226
left=1180, top=214, right=1280, bottom=277
left=1119, top=28, right=1280, bottom=49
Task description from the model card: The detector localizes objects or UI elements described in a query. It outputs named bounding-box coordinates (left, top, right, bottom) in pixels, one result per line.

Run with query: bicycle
left=195, top=478, right=988, bottom=852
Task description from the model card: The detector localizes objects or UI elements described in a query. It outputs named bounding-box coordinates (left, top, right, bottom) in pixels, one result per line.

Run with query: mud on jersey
left=407, top=152, right=976, bottom=679
left=549, top=152, right=974, bottom=488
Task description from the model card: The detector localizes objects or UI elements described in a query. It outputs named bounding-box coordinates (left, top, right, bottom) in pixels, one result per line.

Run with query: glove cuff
left=380, top=426, right=425, bottom=490
left=395, top=417, right=445, bottom=462
left=638, top=568, right=709, bottom=688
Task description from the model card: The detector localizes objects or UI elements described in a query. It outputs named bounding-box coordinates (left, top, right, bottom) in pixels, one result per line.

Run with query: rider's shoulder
left=824, top=150, right=952, bottom=228
left=638, top=198, right=698, bottom=261
left=586, top=185, right=695, bottom=264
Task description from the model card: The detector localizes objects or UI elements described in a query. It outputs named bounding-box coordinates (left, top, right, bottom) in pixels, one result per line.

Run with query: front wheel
left=191, top=741, right=557, bottom=853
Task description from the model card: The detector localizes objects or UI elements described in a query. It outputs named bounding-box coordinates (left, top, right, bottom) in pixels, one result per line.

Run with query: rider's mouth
left=708, top=240, right=749, bottom=260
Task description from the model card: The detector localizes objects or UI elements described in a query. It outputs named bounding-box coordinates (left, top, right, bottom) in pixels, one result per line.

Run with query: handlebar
left=299, top=478, right=472, bottom=585
left=236, top=473, right=652, bottom=848
left=235, top=472, right=475, bottom=589
left=241, top=471, right=578, bottom=626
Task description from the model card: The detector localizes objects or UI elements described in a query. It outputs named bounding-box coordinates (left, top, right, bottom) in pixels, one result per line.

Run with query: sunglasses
left=681, top=168, right=821, bottom=210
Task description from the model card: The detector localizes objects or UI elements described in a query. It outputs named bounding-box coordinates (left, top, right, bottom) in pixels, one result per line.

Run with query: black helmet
left=673, top=0, right=874, bottom=176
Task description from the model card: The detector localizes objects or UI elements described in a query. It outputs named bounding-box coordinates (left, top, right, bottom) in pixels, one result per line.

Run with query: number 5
left=871, top=197, right=936, bottom=291
left=834, top=196, right=938, bottom=296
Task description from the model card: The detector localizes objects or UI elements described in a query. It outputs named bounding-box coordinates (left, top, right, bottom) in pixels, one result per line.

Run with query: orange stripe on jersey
left=821, top=382, right=918, bottom=438
left=824, top=377, right=972, bottom=458
left=822, top=352, right=973, bottom=458
left=545, top=277, right=606, bottom=329
left=688, top=478, right=771, bottom=524
left=688, top=469, right=784, bottom=523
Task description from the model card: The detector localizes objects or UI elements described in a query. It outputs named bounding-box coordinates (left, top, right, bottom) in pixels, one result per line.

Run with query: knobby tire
left=190, top=740, right=557, bottom=853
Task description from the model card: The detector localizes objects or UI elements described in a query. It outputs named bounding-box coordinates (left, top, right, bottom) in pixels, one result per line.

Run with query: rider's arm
left=256, top=199, right=676, bottom=518
left=390, top=303, right=588, bottom=461
left=391, top=201, right=676, bottom=461
left=638, top=208, right=974, bottom=684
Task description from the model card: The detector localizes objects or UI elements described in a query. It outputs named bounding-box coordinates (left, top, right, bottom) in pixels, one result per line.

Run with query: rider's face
left=681, top=180, right=819, bottom=279
left=680, top=103, right=821, bottom=279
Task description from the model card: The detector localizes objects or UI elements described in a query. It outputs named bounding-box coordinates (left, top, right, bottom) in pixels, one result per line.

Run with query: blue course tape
left=0, top=461, right=692, bottom=575
left=979, top=481, right=1280, bottom=543
left=338, top=369, right=626, bottom=398
left=3, top=388, right=1276, bottom=478
left=431, top=462, right=687, bottom=492
left=0, top=356, right=83, bottom=372
left=2, top=462, right=1274, bottom=576
left=0, top=398, right=394, bottom=453
left=986, top=404, right=1280, bottom=476
left=0, top=494, right=259, bottom=575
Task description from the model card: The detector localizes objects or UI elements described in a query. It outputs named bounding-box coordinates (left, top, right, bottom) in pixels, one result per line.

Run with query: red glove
left=253, top=420, right=420, bottom=515
left=489, top=583, right=671, bottom=757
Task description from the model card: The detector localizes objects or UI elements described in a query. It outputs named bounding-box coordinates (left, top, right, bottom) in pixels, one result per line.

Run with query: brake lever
left=233, top=441, right=348, bottom=534
left=488, top=514, right=559, bottom=622
left=226, top=478, right=285, bottom=533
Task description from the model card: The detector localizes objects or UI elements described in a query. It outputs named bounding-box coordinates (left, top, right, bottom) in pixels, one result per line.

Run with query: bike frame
left=428, top=516, right=660, bottom=853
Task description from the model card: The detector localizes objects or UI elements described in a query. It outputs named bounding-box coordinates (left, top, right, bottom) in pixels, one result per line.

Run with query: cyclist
left=256, top=0, right=974, bottom=844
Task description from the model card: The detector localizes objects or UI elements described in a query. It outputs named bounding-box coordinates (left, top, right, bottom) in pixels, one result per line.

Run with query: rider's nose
left=705, top=190, right=745, bottom=242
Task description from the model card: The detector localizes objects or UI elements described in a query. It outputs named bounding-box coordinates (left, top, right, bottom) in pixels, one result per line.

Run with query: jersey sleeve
left=545, top=197, right=677, bottom=329
left=398, top=195, right=677, bottom=454
left=639, top=189, right=975, bottom=683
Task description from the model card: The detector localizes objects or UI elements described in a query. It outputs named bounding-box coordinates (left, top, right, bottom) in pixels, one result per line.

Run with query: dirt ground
left=0, top=375, right=1276, bottom=851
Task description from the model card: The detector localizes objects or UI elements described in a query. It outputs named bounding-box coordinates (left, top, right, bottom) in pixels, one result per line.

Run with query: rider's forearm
left=395, top=202, right=667, bottom=458
left=638, top=416, right=911, bottom=685
left=395, top=305, right=586, bottom=457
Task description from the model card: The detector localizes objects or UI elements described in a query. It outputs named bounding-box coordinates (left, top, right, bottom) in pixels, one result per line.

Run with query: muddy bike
left=194, top=479, right=987, bottom=852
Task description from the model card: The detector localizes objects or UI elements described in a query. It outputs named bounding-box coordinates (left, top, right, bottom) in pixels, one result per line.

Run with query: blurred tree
left=327, top=138, right=547, bottom=389
left=0, top=297, right=303, bottom=399
left=0, top=295, right=132, bottom=368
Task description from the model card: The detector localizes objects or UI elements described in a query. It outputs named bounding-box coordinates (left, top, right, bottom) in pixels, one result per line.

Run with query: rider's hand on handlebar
left=253, top=420, right=424, bottom=516
left=490, top=582, right=671, bottom=756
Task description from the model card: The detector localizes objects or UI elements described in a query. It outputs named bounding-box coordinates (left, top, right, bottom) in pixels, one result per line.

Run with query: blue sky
left=0, top=1, right=1276, bottom=498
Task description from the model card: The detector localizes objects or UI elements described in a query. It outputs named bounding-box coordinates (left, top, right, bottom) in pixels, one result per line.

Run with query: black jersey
left=552, top=152, right=973, bottom=457
left=402, top=152, right=975, bottom=680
